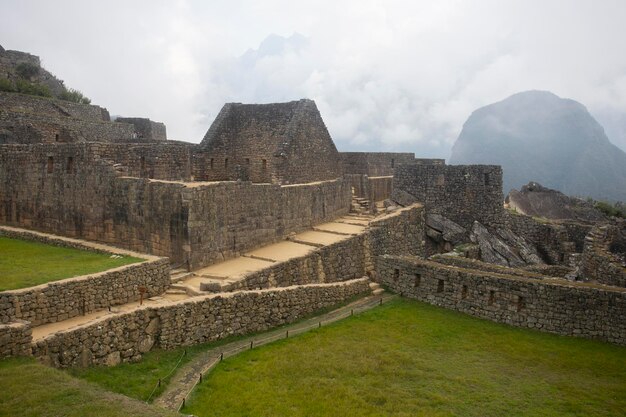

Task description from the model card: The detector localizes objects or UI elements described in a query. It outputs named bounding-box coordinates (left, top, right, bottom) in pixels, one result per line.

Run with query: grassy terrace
left=183, top=299, right=625, bottom=417
left=0, top=358, right=175, bottom=417
left=0, top=298, right=623, bottom=416
left=0, top=237, right=143, bottom=291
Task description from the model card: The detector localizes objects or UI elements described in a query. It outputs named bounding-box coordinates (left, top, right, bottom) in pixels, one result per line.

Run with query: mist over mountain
left=450, top=91, right=626, bottom=202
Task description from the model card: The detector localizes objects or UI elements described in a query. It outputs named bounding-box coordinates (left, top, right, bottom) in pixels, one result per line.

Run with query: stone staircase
left=351, top=195, right=371, bottom=214
left=369, top=281, right=384, bottom=296
left=167, top=267, right=197, bottom=296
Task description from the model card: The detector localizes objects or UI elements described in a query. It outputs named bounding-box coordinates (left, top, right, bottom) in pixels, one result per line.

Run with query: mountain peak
left=451, top=91, right=626, bottom=202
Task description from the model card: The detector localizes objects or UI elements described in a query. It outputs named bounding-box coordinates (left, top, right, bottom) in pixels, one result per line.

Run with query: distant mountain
left=450, top=91, right=626, bottom=202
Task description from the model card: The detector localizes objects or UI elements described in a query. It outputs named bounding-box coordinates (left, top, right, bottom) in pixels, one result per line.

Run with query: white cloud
left=1, top=0, right=626, bottom=154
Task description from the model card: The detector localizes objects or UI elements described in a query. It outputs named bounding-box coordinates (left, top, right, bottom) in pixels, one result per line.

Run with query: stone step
left=165, top=289, right=187, bottom=295
left=169, top=283, right=202, bottom=297
left=372, top=288, right=385, bottom=296
left=369, top=282, right=381, bottom=290
left=170, top=271, right=194, bottom=283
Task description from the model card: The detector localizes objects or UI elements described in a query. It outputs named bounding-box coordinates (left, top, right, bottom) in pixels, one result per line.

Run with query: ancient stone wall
left=0, top=108, right=134, bottom=143
left=93, top=142, right=194, bottom=181
left=392, top=164, right=504, bottom=230
left=199, top=100, right=342, bottom=184
left=185, top=178, right=352, bottom=269
left=221, top=204, right=424, bottom=292
left=31, top=279, right=370, bottom=367
left=0, top=144, right=189, bottom=262
left=0, top=49, right=66, bottom=96
left=115, top=117, right=167, bottom=142
left=369, top=205, right=425, bottom=259
left=340, top=152, right=417, bottom=176
left=0, top=144, right=352, bottom=268
left=505, top=212, right=591, bottom=264
left=0, top=321, right=31, bottom=358
left=377, top=256, right=626, bottom=345
left=346, top=174, right=393, bottom=205
left=580, top=224, right=626, bottom=287
left=0, top=92, right=110, bottom=122
left=369, top=176, right=393, bottom=202
left=0, top=258, right=169, bottom=326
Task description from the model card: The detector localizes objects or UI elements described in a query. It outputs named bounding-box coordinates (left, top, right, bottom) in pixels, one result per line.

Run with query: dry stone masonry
left=377, top=256, right=626, bottom=345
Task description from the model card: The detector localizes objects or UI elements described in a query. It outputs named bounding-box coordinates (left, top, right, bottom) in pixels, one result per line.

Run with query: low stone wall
left=376, top=256, right=626, bottom=345
left=32, top=278, right=371, bottom=368
left=0, top=259, right=170, bottom=326
left=429, top=254, right=549, bottom=279
left=0, top=320, right=31, bottom=358
left=222, top=204, right=424, bottom=292
left=0, top=229, right=169, bottom=326
left=231, top=235, right=368, bottom=291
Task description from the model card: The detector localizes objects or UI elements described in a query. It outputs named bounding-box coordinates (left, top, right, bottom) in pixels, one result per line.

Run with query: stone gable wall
left=31, top=279, right=370, bottom=368
left=199, top=100, right=342, bottom=184
left=376, top=256, right=626, bottom=345
left=392, top=164, right=504, bottom=230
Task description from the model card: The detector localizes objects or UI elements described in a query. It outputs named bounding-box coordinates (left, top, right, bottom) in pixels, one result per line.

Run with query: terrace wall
left=31, top=279, right=370, bottom=367
left=377, top=256, right=626, bottom=345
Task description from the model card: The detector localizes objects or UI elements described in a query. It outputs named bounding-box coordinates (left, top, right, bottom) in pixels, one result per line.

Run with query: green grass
left=67, top=294, right=367, bottom=402
left=183, top=298, right=626, bottom=417
left=0, top=357, right=175, bottom=417
left=0, top=237, right=142, bottom=291
left=68, top=344, right=200, bottom=402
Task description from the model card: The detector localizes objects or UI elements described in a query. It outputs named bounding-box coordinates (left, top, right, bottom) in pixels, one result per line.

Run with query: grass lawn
left=0, top=237, right=143, bottom=291
left=182, top=298, right=626, bottom=417
left=0, top=358, right=175, bottom=417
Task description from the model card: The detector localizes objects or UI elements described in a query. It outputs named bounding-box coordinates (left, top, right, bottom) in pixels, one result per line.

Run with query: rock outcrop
left=507, top=182, right=606, bottom=222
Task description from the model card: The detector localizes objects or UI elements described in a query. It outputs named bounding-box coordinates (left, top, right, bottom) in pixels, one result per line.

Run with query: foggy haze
left=2, top=0, right=626, bottom=157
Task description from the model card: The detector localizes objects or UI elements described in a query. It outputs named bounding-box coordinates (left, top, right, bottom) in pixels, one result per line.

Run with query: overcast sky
left=2, top=0, right=626, bottom=157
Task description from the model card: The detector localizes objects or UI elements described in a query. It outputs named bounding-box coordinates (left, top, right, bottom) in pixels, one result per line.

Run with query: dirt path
left=153, top=292, right=396, bottom=411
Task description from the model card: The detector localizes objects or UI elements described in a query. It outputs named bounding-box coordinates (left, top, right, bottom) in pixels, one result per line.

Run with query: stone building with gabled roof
left=199, top=99, right=342, bottom=184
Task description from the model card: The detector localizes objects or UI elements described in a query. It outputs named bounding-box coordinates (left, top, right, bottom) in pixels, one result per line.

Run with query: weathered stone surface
left=392, top=163, right=504, bottom=230
left=377, top=256, right=626, bottom=345
left=0, top=230, right=169, bottom=326
left=199, top=99, right=342, bottom=185
left=507, top=182, right=606, bottom=222
left=579, top=221, right=626, bottom=287
left=426, top=213, right=467, bottom=245
left=471, top=222, right=524, bottom=267
left=31, top=279, right=370, bottom=368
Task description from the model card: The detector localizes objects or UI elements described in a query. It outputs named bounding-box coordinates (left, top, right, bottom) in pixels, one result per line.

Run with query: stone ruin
left=0, top=46, right=624, bottom=366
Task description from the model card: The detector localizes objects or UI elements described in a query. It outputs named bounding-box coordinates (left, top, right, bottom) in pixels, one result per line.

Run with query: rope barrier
left=167, top=294, right=391, bottom=411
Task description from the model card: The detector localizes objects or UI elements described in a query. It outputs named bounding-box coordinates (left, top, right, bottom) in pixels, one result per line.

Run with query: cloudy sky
left=2, top=0, right=626, bottom=157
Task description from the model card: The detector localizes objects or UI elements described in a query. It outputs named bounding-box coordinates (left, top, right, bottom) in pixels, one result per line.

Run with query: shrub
left=15, top=79, right=52, bottom=97
left=15, top=62, right=40, bottom=79
left=595, top=201, right=626, bottom=219
left=59, top=88, right=91, bottom=104
left=0, top=78, right=15, bottom=92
